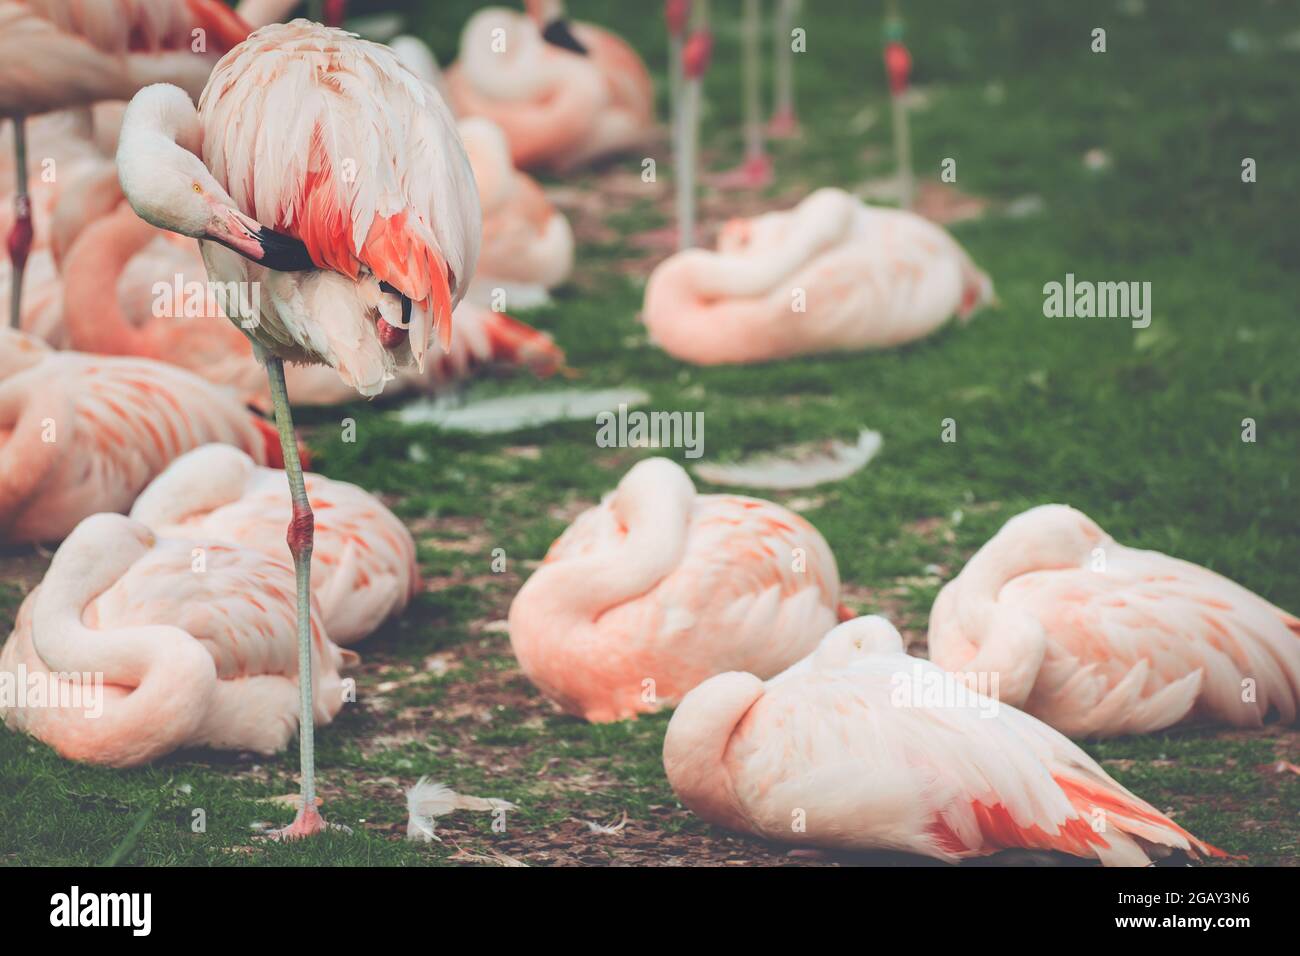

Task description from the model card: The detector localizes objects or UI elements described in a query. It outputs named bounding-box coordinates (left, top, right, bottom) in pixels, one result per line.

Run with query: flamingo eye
left=192, top=183, right=202, bottom=193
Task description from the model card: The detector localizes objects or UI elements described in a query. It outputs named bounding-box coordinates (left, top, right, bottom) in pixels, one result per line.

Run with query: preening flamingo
left=507, top=457, right=848, bottom=722
left=928, top=505, right=1300, bottom=738
left=0, top=0, right=249, bottom=329
left=384, top=35, right=575, bottom=305
left=131, top=445, right=417, bottom=646
left=445, top=7, right=654, bottom=170
left=664, top=616, right=1226, bottom=865
left=0, top=513, right=352, bottom=767
left=642, top=187, right=994, bottom=365
left=115, top=21, right=480, bottom=838
left=0, top=329, right=282, bottom=544
left=711, top=0, right=772, bottom=190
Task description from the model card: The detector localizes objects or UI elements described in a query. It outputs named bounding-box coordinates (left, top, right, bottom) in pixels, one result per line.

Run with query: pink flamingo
left=445, top=6, right=654, bottom=170
left=766, top=0, right=799, bottom=138
left=114, top=21, right=480, bottom=838
left=928, top=505, right=1300, bottom=738
left=0, top=330, right=284, bottom=544
left=0, top=0, right=250, bottom=329
left=642, top=187, right=994, bottom=365
left=0, top=513, right=352, bottom=767
left=710, top=0, right=773, bottom=190
left=507, top=457, right=850, bottom=723
left=458, top=117, right=574, bottom=307
left=131, top=444, right=418, bottom=646
left=664, top=616, right=1227, bottom=865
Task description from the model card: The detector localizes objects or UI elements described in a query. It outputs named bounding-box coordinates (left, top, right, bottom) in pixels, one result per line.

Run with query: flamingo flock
left=0, top=1, right=1293, bottom=867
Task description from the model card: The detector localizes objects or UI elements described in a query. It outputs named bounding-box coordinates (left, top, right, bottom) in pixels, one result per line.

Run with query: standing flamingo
left=767, top=0, right=799, bottom=137
left=642, top=187, right=994, bottom=365
left=131, top=445, right=418, bottom=646
left=711, top=0, right=772, bottom=190
left=928, top=505, right=1300, bottom=738
left=0, top=329, right=284, bottom=543
left=664, top=616, right=1226, bottom=865
left=115, top=21, right=480, bottom=838
left=675, top=1, right=711, bottom=249
left=507, top=458, right=849, bottom=722
left=0, top=0, right=250, bottom=329
left=0, top=513, right=352, bottom=767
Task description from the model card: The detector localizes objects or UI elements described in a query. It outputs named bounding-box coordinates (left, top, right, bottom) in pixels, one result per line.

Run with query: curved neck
left=61, top=205, right=157, bottom=356
left=690, top=191, right=856, bottom=299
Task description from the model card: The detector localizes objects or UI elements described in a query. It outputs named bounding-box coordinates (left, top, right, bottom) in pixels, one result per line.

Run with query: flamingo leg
left=7, top=115, right=33, bottom=330
left=680, top=76, right=699, bottom=249
left=712, top=0, right=773, bottom=190
left=768, top=0, right=799, bottom=137
left=262, top=350, right=327, bottom=839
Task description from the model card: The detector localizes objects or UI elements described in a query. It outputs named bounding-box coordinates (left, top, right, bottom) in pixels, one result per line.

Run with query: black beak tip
left=542, top=19, right=589, bottom=56
left=255, top=228, right=317, bottom=273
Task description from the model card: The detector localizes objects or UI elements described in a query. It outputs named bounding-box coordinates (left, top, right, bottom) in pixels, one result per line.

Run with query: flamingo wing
left=198, top=21, right=480, bottom=355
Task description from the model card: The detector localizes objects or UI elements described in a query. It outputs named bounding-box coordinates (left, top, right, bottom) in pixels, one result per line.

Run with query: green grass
left=1, top=0, right=1297, bottom=865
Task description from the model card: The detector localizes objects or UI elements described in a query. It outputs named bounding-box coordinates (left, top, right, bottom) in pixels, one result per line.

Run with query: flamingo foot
left=766, top=109, right=800, bottom=139
left=709, top=153, right=774, bottom=190
left=262, top=804, right=331, bottom=841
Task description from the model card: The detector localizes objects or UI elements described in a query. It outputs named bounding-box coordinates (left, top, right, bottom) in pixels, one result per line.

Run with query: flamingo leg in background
left=260, top=345, right=325, bottom=838
left=713, top=0, right=772, bottom=190
left=768, top=0, right=799, bottom=137
left=678, top=3, right=712, bottom=249
left=7, top=115, right=32, bottom=329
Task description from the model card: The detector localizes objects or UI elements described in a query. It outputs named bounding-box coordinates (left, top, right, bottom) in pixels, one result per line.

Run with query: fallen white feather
left=406, top=777, right=518, bottom=843
left=693, top=429, right=882, bottom=490
left=575, top=811, right=628, bottom=835
left=394, top=387, right=649, bottom=433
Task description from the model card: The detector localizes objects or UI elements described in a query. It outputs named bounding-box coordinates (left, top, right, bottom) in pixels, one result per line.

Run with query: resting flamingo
left=664, top=616, right=1226, bottom=865
left=0, top=513, right=352, bottom=767
left=928, top=505, right=1300, bottom=738
left=642, top=187, right=994, bottom=365
left=0, top=0, right=250, bottom=329
left=445, top=6, right=654, bottom=170
left=458, top=117, right=573, bottom=307
left=507, top=457, right=849, bottom=722
left=131, top=445, right=418, bottom=646
left=115, top=21, right=480, bottom=837
left=385, top=34, right=575, bottom=306
left=0, top=330, right=283, bottom=544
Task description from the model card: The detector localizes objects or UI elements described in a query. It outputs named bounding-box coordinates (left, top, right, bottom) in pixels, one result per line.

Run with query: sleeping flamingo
left=642, top=187, right=994, bottom=365
left=0, top=513, right=352, bottom=767
left=928, top=505, right=1300, bottom=738
left=458, top=117, right=574, bottom=307
left=0, top=329, right=283, bottom=544
left=0, top=0, right=249, bottom=329
left=115, top=21, right=480, bottom=838
left=445, top=6, right=654, bottom=170
left=507, top=457, right=849, bottom=722
left=131, top=445, right=418, bottom=646
left=383, top=34, right=575, bottom=306
left=664, top=616, right=1226, bottom=865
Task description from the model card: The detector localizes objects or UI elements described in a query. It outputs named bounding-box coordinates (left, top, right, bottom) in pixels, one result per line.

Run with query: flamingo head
left=117, top=84, right=317, bottom=272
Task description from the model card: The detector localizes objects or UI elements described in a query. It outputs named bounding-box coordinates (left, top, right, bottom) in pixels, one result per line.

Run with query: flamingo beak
left=541, top=18, right=588, bottom=55
left=207, top=203, right=316, bottom=272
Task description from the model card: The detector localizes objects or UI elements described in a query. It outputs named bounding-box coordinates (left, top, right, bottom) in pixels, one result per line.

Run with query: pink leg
left=8, top=115, right=32, bottom=330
